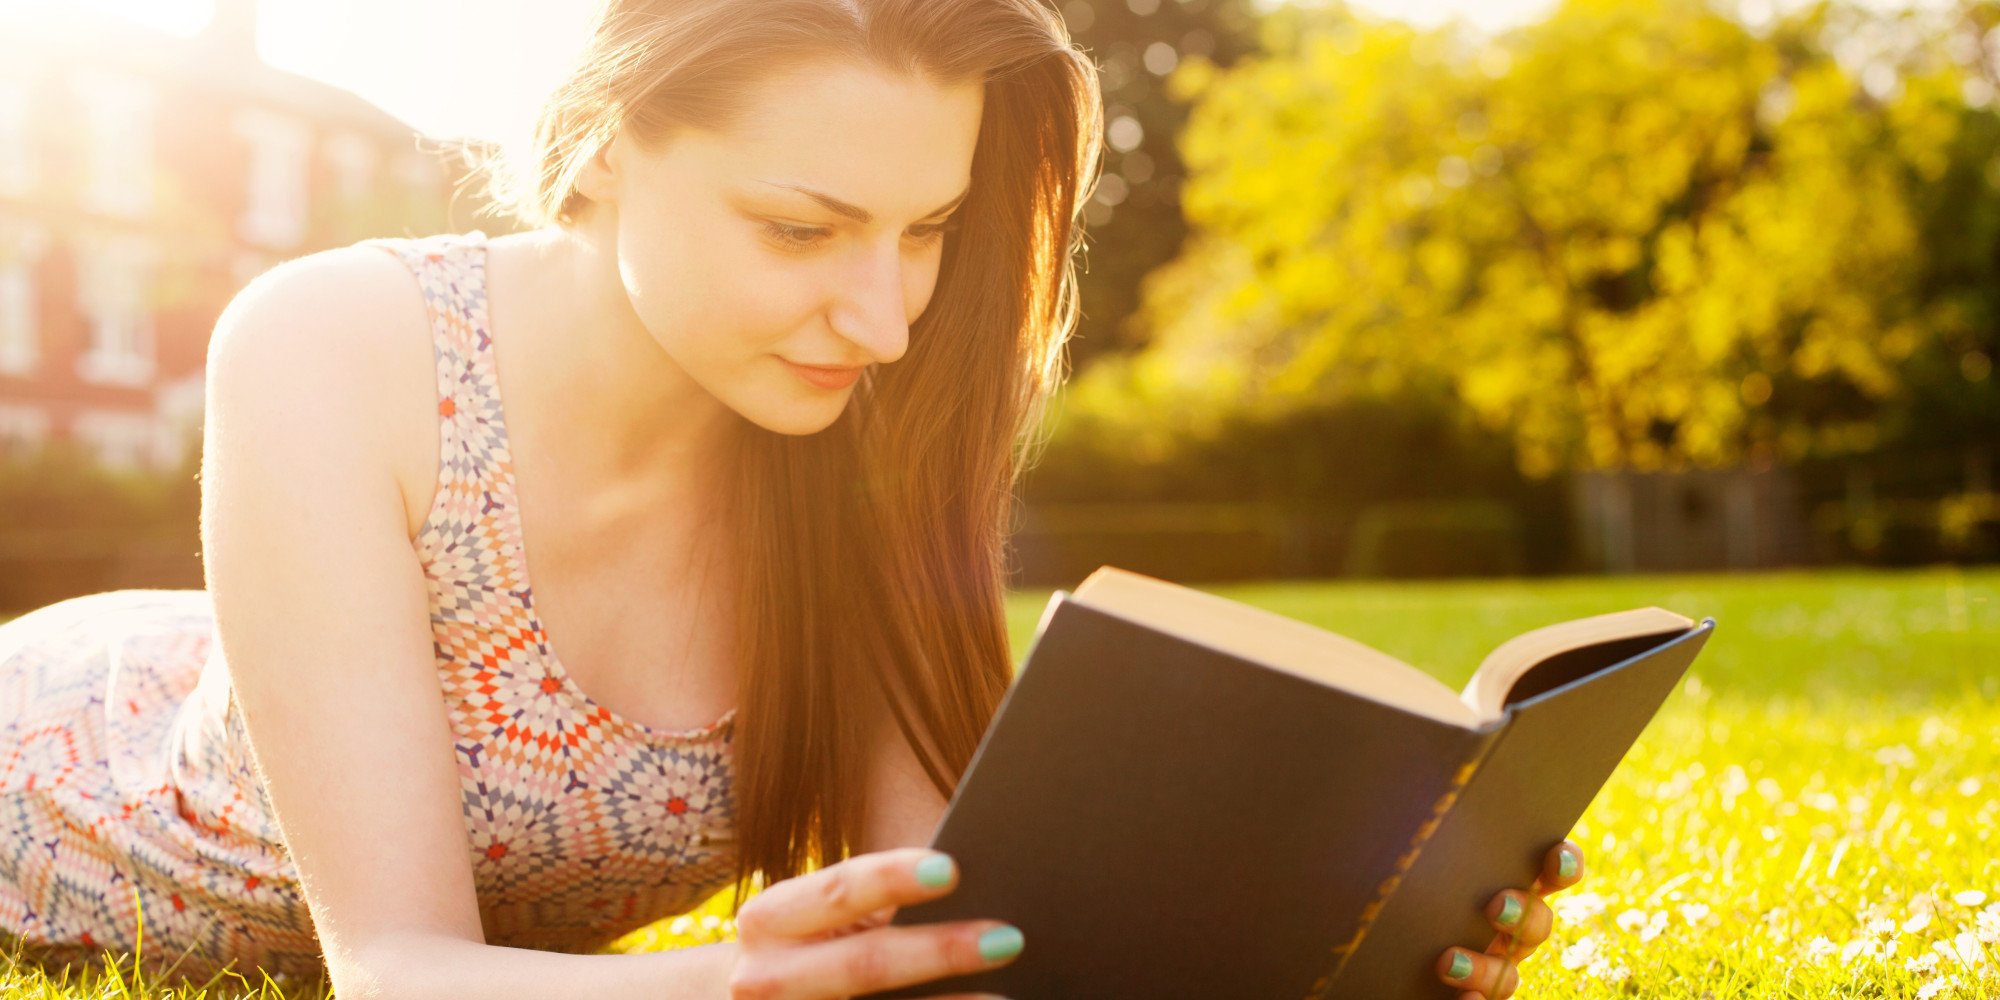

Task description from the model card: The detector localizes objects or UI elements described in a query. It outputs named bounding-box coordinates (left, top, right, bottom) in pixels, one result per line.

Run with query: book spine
left=1300, top=752, right=1486, bottom=1000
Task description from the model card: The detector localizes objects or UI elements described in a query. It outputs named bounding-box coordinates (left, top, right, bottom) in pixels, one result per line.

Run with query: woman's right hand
left=725, top=846, right=1024, bottom=1000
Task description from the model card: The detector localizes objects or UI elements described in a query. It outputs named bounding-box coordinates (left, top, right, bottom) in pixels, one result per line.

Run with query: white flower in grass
left=1804, top=935, right=1838, bottom=961
left=1906, top=952, right=1940, bottom=975
left=1953, top=889, right=1988, bottom=908
left=1842, top=937, right=1885, bottom=964
left=1560, top=935, right=1601, bottom=971
left=701, top=914, right=722, bottom=931
left=1614, top=907, right=1668, bottom=942
left=1873, top=744, right=1916, bottom=768
left=669, top=915, right=695, bottom=935
left=1903, top=911, right=1932, bottom=935
left=1915, top=977, right=1948, bottom=999
left=1554, top=891, right=1609, bottom=922
left=1936, top=931, right=1986, bottom=969
left=1678, top=902, right=1711, bottom=925
left=1977, top=904, right=2000, bottom=945
left=1585, top=957, right=1630, bottom=984
left=1864, top=916, right=1898, bottom=939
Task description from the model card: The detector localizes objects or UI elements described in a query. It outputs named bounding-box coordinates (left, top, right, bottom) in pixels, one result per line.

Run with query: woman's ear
left=573, top=129, right=624, bottom=205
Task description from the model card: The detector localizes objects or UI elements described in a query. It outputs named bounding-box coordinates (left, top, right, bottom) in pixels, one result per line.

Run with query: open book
left=1067, top=566, right=1696, bottom=728
left=862, top=566, right=1716, bottom=1000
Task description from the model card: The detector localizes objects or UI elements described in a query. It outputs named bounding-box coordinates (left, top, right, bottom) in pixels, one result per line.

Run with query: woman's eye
left=761, top=220, right=830, bottom=250
left=909, top=218, right=964, bottom=247
left=760, top=217, right=962, bottom=253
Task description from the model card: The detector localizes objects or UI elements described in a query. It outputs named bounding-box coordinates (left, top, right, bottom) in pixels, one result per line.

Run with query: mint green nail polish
left=1498, top=894, right=1523, bottom=926
left=979, top=925, right=1024, bottom=962
left=1559, top=848, right=1578, bottom=880
left=1448, top=951, right=1473, bottom=980
left=915, top=852, right=954, bottom=888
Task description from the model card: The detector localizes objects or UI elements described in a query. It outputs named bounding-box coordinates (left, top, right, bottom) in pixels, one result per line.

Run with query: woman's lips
left=781, top=358, right=863, bottom=389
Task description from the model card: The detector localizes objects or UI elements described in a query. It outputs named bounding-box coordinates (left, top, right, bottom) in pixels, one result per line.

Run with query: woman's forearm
left=352, top=933, right=739, bottom=1000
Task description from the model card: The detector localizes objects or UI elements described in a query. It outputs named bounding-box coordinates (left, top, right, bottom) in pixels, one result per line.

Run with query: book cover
left=858, top=586, right=1714, bottom=999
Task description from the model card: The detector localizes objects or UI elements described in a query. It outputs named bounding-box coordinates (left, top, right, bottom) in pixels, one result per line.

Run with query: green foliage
left=1086, top=0, right=2000, bottom=476
left=1043, top=0, right=1261, bottom=369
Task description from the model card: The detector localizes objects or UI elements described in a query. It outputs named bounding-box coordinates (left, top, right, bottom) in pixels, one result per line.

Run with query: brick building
left=0, top=0, right=469, bottom=473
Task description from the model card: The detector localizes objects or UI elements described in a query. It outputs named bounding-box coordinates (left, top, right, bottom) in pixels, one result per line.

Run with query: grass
left=4, top=567, right=1995, bottom=997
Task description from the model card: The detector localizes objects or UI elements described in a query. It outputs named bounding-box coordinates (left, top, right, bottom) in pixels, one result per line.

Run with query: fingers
left=1483, top=889, right=1555, bottom=953
left=1437, top=946, right=1519, bottom=998
left=1434, top=840, right=1583, bottom=996
left=1536, top=840, right=1585, bottom=895
left=740, top=919, right=1024, bottom=1000
left=823, top=904, right=897, bottom=940
left=736, top=847, right=955, bottom=942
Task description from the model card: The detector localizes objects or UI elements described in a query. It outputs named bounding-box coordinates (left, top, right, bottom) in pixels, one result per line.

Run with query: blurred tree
left=1866, top=0, right=2000, bottom=455
left=1076, top=0, right=1998, bottom=476
left=1057, top=0, right=1260, bottom=368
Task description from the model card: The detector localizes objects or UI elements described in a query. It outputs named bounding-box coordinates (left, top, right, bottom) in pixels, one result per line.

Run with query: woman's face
left=577, top=58, right=985, bottom=436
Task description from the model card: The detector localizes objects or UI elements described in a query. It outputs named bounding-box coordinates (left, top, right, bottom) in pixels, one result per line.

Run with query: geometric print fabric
left=0, top=229, right=740, bottom=984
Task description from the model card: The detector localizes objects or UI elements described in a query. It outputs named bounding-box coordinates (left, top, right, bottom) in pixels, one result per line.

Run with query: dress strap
left=356, top=230, right=505, bottom=564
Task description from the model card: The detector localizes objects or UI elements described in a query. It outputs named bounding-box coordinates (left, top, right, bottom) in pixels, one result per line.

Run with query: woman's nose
left=830, top=242, right=911, bottom=366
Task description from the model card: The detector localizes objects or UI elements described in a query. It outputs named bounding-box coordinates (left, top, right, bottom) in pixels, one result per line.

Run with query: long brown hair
left=458, top=0, right=1103, bottom=906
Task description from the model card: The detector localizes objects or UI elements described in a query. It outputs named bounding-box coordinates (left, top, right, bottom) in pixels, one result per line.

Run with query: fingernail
left=1498, top=894, right=1523, bottom=927
left=1448, top=950, right=1473, bottom=981
left=979, top=925, right=1024, bottom=962
left=915, top=851, right=955, bottom=888
left=1559, top=848, right=1578, bottom=880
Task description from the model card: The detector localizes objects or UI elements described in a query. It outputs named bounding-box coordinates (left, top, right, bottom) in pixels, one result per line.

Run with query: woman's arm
left=856, top=689, right=952, bottom=855
left=355, top=935, right=739, bottom=1000
left=202, top=250, right=745, bottom=1000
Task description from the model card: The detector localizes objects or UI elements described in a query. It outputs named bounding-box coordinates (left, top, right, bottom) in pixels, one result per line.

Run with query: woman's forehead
left=693, top=60, right=984, bottom=217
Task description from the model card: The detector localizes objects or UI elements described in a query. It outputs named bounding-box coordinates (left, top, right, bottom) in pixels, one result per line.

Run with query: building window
left=0, top=76, right=36, bottom=199
left=0, top=403, right=50, bottom=461
left=325, top=131, right=379, bottom=203
left=75, top=233, right=158, bottom=387
left=71, top=70, right=157, bottom=219
left=0, top=223, right=48, bottom=376
left=71, top=409, right=159, bottom=472
left=398, top=152, right=439, bottom=210
left=154, top=371, right=206, bottom=471
left=235, top=107, right=312, bottom=248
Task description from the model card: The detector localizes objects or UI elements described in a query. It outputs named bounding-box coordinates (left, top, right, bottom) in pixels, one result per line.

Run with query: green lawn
left=6, top=568, right=1996, bottom=997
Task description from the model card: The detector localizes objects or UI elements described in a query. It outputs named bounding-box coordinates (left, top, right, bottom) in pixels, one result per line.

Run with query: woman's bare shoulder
left=208, top=243, right=448, bottom=542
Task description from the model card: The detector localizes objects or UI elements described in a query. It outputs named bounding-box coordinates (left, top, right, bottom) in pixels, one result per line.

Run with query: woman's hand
left=726, top=846, right=1021, bottom=1000
left=1433, top=840, right=1586, bottom=999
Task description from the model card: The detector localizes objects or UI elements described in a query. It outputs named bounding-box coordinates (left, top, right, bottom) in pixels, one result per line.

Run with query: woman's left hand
left=1432, top=839, right=1586, bottom=999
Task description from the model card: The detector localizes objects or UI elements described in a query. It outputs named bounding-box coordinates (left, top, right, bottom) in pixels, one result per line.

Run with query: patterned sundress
left=0, top=229, right=741, bottom=985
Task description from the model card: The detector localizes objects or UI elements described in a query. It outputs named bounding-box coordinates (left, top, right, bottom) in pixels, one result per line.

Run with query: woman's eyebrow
left=753, top=179, right=971, bottom=223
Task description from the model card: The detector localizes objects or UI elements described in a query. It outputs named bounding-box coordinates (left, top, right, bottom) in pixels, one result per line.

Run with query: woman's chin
left=741, top=394, right=851, bottom=436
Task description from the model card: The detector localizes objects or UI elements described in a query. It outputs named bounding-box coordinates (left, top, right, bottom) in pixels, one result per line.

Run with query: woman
left=0, top=0, right=1582, bottom=995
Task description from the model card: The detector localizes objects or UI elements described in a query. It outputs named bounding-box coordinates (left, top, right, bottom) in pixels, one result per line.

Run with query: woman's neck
left=482, top=219, right=737, bottom=506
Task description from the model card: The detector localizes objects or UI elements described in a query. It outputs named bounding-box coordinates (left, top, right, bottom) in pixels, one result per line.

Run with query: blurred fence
left=1006, top=497, right=1540, bottom=587
left=1008, top=446, right=2000, bottom=587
